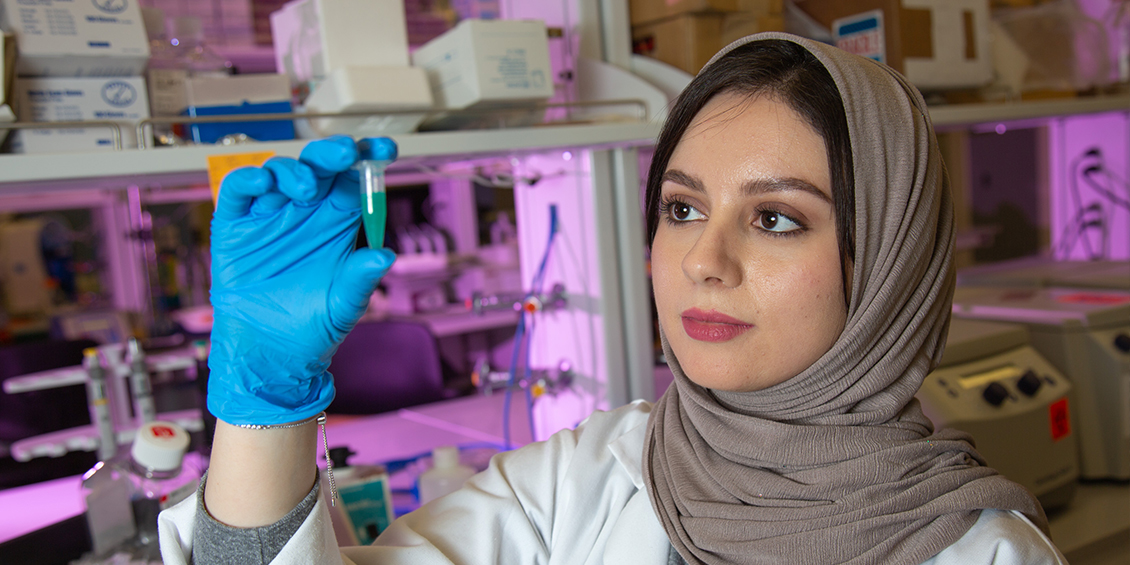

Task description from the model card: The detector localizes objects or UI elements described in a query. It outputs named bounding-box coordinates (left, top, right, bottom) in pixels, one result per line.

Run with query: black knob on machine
left=1016, top=371, right=1042, bottom=397
left=1114, top=333, right=1130, bottom=353
left=982, top=382, right=1009, bottom=407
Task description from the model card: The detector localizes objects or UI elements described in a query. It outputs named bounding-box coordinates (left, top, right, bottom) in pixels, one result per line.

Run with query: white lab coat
left=159, top=401, right=1067, bottom=565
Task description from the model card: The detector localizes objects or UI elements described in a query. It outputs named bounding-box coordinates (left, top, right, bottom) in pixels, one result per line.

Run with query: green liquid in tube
left=356, top=159, right=390, bottom=249
left=362, top=191, right=387, bottom=249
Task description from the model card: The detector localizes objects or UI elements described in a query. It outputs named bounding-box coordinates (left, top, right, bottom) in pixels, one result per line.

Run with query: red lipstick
left=680, top=308, right=752, bottom=343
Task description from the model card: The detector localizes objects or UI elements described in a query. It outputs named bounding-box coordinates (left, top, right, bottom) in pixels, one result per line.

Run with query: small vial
left=84, top=348, right=117, bottom=461
left=127, top=339, right=156, bottom=425
left=355, top=137, right=398, bottom=249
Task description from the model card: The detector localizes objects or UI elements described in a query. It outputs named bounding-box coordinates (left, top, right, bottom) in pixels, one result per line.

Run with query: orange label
left=207, top=151, right=276, bottom=204
left=1049, top=398, right=1071, bottom=441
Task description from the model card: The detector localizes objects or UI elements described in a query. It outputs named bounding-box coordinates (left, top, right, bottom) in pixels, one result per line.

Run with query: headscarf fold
left=642, top=32, right=1046, bottom=565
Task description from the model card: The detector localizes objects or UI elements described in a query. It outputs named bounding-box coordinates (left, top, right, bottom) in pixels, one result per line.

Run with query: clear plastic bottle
left=124, top=421, right=201, bottom=557
left=417, top=445, right=475, bottom=504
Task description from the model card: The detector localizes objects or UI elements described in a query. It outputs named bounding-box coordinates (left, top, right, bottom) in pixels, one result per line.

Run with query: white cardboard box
left=270, top=0, right=411, bottom=89
left=0, top=0, right=149, bottom=77
left=411, top=19, right=553, bottom=110
left=302, top=66, right=433, bottom=136
left=11, top=76, right=149, bottom=153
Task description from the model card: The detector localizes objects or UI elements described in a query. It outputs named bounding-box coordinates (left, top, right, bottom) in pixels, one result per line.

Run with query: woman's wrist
left=204, top=419, right=320, bottom=528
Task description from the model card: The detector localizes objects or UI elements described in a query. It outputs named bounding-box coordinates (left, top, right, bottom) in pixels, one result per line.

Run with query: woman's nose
left=681, top=224, right=742, bottom=288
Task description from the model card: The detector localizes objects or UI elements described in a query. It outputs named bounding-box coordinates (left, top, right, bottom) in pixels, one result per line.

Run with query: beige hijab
left=642, top=33, right=1047, bottom=565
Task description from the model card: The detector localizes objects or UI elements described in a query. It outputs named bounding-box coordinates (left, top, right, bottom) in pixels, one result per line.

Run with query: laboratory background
left=0, top=0, right=1126, bottom=563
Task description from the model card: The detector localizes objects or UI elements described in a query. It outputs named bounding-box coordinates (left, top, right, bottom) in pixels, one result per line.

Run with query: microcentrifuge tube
left=355, top=137, right=398, bottom=250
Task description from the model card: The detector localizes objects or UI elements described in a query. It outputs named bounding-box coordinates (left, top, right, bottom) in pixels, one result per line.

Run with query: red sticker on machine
left=1049, top=398, right=1071, bottom=441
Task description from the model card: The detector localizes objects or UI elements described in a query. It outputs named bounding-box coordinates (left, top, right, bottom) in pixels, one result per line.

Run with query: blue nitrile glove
left=207, top=136, right=396, bottom=426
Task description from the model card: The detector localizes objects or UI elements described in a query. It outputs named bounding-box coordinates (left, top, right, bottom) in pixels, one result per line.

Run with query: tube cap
left=131, top=421, right=190, bottom=472
left=359, top=137, right=398, bottom=162
left=432, top=446, right=460, bottom=469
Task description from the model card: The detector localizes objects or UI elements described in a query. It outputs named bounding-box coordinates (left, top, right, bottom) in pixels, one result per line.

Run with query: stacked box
left=0, top=0, right=152, bottom=152
left=795, top=0, right=993, bottom=90
left=630, top=0, right=785, bottom=75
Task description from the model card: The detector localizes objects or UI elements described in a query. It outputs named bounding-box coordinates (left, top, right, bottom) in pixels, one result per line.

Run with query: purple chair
left=327, top=321, right=453, bottom=415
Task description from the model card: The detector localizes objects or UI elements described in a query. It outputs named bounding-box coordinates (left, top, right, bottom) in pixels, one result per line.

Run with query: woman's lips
left=680, top=308, right=753, bottom=343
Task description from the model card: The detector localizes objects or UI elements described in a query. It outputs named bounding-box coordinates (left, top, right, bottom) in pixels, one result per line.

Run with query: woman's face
left=651, top=92, right=848, bottom=392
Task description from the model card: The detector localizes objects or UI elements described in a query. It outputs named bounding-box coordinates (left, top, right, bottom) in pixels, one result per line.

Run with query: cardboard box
left=796, top=0, right=992, bottom=89
left=632, top=11, right=783, bottom=75
left=630, top=0, right=740, bottom=26
left=270, top=0, right=411, bottom=90
left=411, top=19, right=553, bottom=111
left=11, top=76, right=149, bottom=153
left=0, top=0, right=149, bottom=77
left=632, top=14, right=724, bottom=76
left=184, top=74, right=295, bottom=144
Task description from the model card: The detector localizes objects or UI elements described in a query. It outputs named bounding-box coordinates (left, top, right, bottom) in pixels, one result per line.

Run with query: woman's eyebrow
left=661, top=169, right=704, bottom=192
left=663, top=169, right=832, bottom=204
left=743, top=177, right=832, bottom=203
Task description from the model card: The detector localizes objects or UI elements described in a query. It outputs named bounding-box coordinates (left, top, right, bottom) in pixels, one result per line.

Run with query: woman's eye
left=755, top=210, right=802, bottom=233
left=665, top=200, right=705, bottom=222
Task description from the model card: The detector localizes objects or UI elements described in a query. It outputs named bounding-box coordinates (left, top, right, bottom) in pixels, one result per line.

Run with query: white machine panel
left=952, top=286, right=1130, bottom=480
left=920, top=318, right=1078, bottom=509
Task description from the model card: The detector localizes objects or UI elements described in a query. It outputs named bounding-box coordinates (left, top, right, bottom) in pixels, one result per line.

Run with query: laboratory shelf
left=929, top=92, right=1130, bottom=129
left=0, top=120, right=662, bottom=194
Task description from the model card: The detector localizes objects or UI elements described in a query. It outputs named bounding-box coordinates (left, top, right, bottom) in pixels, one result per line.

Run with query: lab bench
left=0, top=391, right=535, bottom=564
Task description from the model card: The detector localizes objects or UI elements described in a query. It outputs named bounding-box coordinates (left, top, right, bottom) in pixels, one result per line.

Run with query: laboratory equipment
left=951, top=286, right=1130, bottom=480
left=323, top=447, right=395, bottom=546
left=917, top=319, right=1078, bottom=510
left=958, top=257, right=1130, bottom=291
left=356, top=137, right=398, bottom=250
left=126, top=339, right=156, bottom=426
left=418, top=446, right=475, bottom=505
left=123, top=421, right=199, bottom=555
left=84, top=349, right=117, bottom=461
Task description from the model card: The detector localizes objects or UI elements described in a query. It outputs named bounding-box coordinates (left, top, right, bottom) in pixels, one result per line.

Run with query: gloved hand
left=207, top=136, right=396, bottom=426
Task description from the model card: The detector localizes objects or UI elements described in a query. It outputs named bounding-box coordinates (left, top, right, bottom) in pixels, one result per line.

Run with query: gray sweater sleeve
left=191, top=471, right=320, bottom=565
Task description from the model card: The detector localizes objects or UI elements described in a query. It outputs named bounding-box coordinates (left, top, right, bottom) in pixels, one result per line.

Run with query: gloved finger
left=262, top=157, right=319, bottom=203
left=299, top=136, right=359, bottom=203
left=215, top=167, right=273, bottom=221
left=328, top=247, right=397, bottom=334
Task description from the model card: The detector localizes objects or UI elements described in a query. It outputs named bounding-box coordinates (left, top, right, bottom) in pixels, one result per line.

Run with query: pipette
left=355, top=137, right=398, bottom=249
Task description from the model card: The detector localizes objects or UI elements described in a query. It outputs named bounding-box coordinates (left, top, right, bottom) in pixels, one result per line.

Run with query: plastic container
left=79, top=421, right=199, bottom=560
left=125, top=421, right=201, bottom=555
left=417, top=445, right=475, bottom=504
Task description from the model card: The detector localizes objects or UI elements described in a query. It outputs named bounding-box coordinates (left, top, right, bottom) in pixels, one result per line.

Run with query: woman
left=160, top=33, right=1066, bottom=564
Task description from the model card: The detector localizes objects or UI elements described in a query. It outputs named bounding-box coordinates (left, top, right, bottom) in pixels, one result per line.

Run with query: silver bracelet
left=235, top=411, right=339, bottom=507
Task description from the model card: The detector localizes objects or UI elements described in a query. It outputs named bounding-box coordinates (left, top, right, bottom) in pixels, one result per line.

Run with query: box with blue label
left=183, top=74, right=295, bottom=144
left=10, top=76, right=149, bottom=153
left=796, top=0, right=992, bottom=90
left=0, top=0, right=149, bottom=77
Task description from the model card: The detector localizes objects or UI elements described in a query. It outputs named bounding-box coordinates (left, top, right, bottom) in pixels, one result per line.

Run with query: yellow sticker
left=207, top=151, right=276, bottom=204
